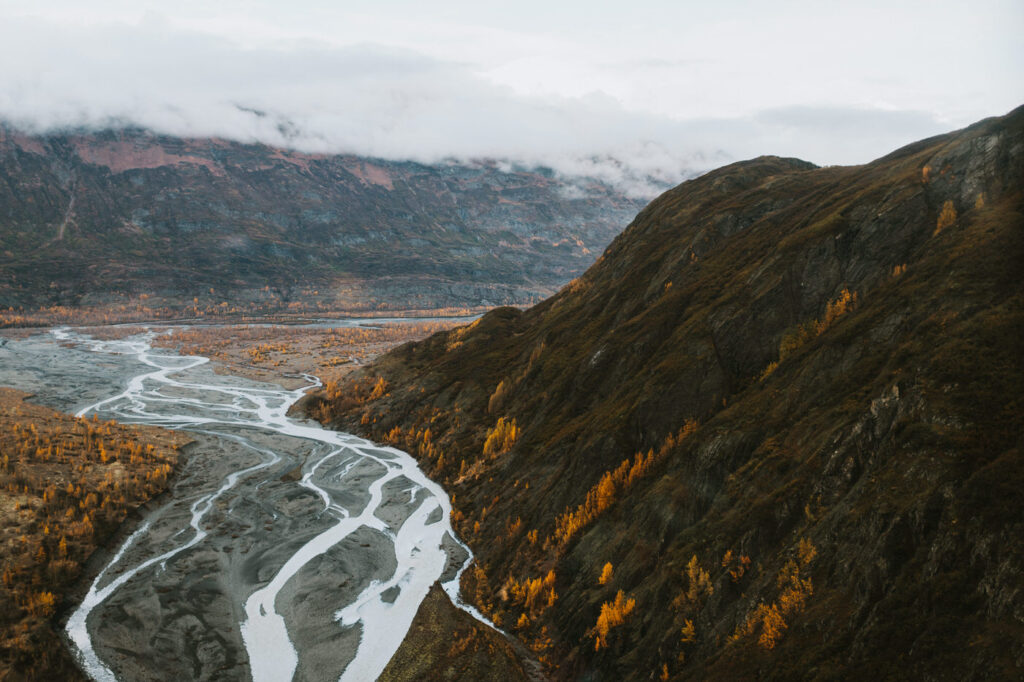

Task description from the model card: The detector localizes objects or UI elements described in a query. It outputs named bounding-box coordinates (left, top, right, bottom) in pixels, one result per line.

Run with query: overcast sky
left=1, top=1, right=1021, bottom=193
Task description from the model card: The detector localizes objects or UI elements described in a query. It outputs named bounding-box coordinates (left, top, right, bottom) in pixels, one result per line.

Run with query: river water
left=0, top=328, right=483, bottom=681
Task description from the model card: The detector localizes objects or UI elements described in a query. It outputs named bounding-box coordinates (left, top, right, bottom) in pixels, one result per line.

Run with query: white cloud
left=0, top=16, right=711, bottom=195
left=0, top=2, right=1019, bottom=196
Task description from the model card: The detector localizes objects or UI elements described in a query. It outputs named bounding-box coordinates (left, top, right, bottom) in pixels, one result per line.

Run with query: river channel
left=0, top=327, right=482, bottom=681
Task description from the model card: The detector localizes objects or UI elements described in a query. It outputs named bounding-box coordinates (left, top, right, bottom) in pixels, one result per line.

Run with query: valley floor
left=0, top=320, right=530, bottom=682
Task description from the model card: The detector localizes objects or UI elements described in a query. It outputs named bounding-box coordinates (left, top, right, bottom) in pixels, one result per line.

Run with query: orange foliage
left=593, top=590, right=636, bottom=650
left=149, top=320, right=461, bottom=383
left=758, top=360, right=779, bottom=382
left=685, top=555, right=714, bottom=603
left=553, top=420, right=698, bottom=545
left=778, top=287, right=858, bottom=362
left=733, top=538, right=816, bottom=649
left=482, top=417, right=520, bottom=458
left=23, top=591, right=56, bottom=618
left=816, top=288, right=857, bottom=334
left=934, top=199, right=957, bottom=235
left=680, top=618, right=696, bottom=643
left=672, top=554, right=714, bottom=612
left=0, top=390, right=183, bottom=678
left=369, top=376, right=388, bottom=400
left=722, top=550, right=752, bottom=582
left=495, top=568, right=558, bottom=641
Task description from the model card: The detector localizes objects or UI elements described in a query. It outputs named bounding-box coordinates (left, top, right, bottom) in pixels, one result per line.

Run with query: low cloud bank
left=0, top=16, right=952, bottom=196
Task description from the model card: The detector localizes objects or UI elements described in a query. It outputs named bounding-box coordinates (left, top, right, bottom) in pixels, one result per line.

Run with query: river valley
left=0, top=327, right=483, bottom=681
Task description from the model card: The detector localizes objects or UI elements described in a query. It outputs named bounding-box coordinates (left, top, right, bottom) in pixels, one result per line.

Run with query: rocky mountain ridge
left=311, top=106, right=1024, bottom=679
left=0, top=125, right=647, bottom=312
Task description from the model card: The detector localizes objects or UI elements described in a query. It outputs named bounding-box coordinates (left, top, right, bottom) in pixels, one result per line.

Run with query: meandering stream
left=5, top=328, right=482, bottom=681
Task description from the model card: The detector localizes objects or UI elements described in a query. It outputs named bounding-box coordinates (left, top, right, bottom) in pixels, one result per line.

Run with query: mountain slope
left=0, top=126, right=645, bottom=312
left=310, top=107, right=1024, bottom=679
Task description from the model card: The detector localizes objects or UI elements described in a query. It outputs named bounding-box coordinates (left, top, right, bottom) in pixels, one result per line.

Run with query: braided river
left=0, top=327, right=484, bottom=681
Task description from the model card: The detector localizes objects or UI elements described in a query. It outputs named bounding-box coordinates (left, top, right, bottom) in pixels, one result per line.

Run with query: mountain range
left=0, top=125, right=647, bottom=313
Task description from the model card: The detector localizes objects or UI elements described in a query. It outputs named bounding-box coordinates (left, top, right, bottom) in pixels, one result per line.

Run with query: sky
left=0, top=0, right=1021, bottom=194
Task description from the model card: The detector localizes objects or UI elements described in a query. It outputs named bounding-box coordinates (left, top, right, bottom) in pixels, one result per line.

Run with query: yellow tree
left=935, top=200, right=957, bottom=235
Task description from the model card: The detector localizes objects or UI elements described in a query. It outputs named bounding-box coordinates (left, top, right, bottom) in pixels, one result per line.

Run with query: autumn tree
left=733, top=538, right=817, bottom=649
left=488, top=379, right=511, bottom=414
left=593, top=590, right=636, bottom=650
left=935, top=199, right=957, bottom=234
left=483, top=417, right=519, bottom=457
left=673, top=554, right=713, bottom=612
left=777, top=288, right=858, bottom=363
left=369, top=376, right=389, bottom=400
left=554, top=421, right=698, bottom=545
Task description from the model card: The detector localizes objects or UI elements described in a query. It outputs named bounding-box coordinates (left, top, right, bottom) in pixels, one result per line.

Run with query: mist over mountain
left=5, top=4, right=1011, bottom=196
left=0, top=23, right=712, bottom=198
left=0, top=124, right=650, bottom=312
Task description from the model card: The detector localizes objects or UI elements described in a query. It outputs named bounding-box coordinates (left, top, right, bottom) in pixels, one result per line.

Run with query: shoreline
left=55, top=439, right=198, bottom=666
left=0, top=308, right=490, bottom=335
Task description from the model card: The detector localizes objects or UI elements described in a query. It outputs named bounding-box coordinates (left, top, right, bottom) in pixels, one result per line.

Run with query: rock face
left=0, top=126, right=646, bottom=310
left=312, top=107, right=1024, bottom=679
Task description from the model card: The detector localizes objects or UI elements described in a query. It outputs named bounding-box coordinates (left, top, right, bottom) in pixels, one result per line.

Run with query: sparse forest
left=0, top=388, right=187, bottom=681
left=147, top=320, right=465, bottom=385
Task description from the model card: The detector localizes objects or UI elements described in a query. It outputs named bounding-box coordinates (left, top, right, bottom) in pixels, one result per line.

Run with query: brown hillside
left=311, top=106, right=1024, bottom=680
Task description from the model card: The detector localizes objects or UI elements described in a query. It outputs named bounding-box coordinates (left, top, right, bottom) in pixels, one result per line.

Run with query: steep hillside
left=310, top=107, right=1024, bottom=679
left=0, top=126, right=644, bottom=312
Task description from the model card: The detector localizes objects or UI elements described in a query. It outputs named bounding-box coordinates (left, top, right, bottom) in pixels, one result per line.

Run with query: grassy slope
left=379, top=585, right=533, bottom=682
left=312, top=107, right=1024, bottom=679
